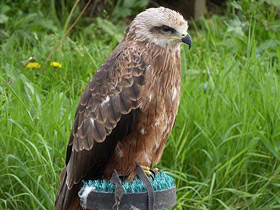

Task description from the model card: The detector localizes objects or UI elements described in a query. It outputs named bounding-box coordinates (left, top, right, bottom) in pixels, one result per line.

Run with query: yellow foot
left=140, top=165, right=153, bottom=177
left=152, top=168, right=160, bottom=174
left=139, top=165, right=161, bottom=180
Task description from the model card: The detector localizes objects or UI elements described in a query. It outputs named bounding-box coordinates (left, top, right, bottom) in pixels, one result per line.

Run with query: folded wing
left=66, top=43, right=150, bottom=189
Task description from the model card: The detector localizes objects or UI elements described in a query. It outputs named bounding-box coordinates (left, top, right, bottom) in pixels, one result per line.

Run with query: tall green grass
left=1, top=0, right=280, bottom=209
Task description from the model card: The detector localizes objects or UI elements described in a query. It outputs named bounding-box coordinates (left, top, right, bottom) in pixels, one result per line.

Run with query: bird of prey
left=55, top=7, right=191, bottom=210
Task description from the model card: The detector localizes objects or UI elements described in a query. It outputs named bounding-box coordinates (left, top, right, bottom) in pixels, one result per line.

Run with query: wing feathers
left=66, top=44, right=149, bottom=188
left=119, top=91, right=131, bottom=114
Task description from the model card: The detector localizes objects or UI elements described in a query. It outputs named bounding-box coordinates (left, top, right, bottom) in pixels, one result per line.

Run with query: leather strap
left=136, top=165, right=154, bottom=210
left=111, top=170, right=124, bottom=210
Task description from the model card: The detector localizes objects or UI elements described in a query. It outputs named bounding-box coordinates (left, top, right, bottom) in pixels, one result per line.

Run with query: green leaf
left=231, top=1, right=242, bottom=10
left=96, top=18, right=123, bottom=42
left=263, top=0, right=280, bottom=8
left=0, top=14, right=8, bottom=24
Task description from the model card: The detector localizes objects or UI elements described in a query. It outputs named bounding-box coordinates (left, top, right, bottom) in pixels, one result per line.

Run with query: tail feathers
left=55, top=168, right=81, bottom=210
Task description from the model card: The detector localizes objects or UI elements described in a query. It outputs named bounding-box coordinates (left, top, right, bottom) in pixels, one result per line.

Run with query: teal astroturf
left=81, top=172, right=175, bottom=193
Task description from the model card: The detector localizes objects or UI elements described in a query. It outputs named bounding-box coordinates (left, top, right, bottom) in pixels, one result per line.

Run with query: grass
left=1, top=0, right=280, bottom=209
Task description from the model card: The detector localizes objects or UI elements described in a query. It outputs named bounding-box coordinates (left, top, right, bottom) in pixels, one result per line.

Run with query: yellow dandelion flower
left=26, top=62, right=41, bottom=69
left=51, top=62, right=62, bottom=68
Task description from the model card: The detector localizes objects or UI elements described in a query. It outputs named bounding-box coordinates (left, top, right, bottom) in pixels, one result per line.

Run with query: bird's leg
left=139, top=165, right=161, bottom=180
left=140, top=165, right=153, bottom=177
left=151, top=167, right=160, bottom=174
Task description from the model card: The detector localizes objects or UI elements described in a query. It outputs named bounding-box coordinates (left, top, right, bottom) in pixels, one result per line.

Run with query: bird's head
left=125, top=7, right=191, bottom=50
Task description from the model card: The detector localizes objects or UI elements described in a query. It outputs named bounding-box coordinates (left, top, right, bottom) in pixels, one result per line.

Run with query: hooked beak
left=182, top=33, right=192, bottom=49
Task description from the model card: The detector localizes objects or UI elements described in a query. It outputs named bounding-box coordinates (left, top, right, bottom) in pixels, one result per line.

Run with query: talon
left=151, top=168, right=160, bottom=174
left=145, top=170, right=153, bottom=177
left=139, top=165, right=161, bottom=181
left=150, top=169, right=156, bottom=180
left=149, top=168, right=159, bottom=180
left=140, top=165, right=153, bottom=178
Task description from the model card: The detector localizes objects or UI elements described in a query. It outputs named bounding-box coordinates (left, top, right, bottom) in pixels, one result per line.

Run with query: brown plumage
left=55, top=7, right=191, bottom=210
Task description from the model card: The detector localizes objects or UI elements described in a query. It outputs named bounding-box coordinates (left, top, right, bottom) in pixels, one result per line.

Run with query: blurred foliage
left=0, top=0, right=149, bottom=46
left=194, top=0, right=280, bottom=64
left=111, top=0, right=149, bottom=21
left=0, top=0, right=59, bottom=44
left=1, top=0, right=279, bottom=68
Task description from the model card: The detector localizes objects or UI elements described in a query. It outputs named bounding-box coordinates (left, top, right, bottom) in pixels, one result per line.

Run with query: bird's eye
left=161, top=25, right=174, bottom=33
